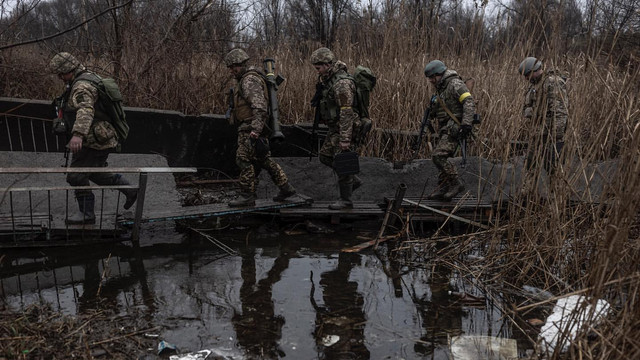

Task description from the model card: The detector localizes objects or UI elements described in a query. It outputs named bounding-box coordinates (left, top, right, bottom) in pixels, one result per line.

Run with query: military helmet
left=310, top=47, right=335, bottom=64
left=518, top=57, right=542, bottom=76
left=224, top=49, right=250, bottom=67
left=49, top=52, right=82, bottom=74
left=424, top=60, right=447, bottom=78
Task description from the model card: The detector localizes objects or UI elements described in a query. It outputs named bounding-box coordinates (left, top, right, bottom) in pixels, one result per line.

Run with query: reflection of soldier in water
left=312, top=252, right=370, bottom=359
left=233, top=245, right=293, bottom=359
left=414, top=266, right=463, bottom=356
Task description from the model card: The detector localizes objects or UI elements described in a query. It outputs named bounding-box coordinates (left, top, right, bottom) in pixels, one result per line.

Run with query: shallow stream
left=1, top=225, right=529, bottom=359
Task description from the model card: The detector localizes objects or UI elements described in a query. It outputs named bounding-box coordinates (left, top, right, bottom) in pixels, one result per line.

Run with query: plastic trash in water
left=321, top=335, right=340, bottom=347
left=450, top=335, right=517, bottom=360
left=158, top=340, right=179, bottom=356
left=538, top=294, right=610, bottom=354
left=169, top=349, right=211, bottom=360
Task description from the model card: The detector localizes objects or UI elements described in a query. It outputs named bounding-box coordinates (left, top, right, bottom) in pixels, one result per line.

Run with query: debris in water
left=538, top=295, right=610, bottom=354
left=321, top=335, right=340, bottom=347
left=450, top=335, right=517, bottom=360
left=158, top=340, right=179, bottom=356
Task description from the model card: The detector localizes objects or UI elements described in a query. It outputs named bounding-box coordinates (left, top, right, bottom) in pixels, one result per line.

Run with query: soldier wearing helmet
left=48, top=52, right=137, bottom=224
left=518, top=56, right=568, bottom=176
left=310, top=47, right=363, bottom=210
left=422, top=60, right=475, bottom=201
left=224, top=49, right=296, bottom=207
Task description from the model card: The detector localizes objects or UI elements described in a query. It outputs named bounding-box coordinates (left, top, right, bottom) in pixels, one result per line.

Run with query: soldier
left=424, top=60, right=475, bottom=201
left=224, top=48, right=296, bottom=207
left=518, top=57, right=568, bottom=175
left=310, top=47, right=364, bottom=210
left=48, top=52, right=137, bottom=225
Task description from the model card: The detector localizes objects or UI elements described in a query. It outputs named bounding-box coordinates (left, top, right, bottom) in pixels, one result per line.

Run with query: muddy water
left=1, top=229, right=519, bottom=359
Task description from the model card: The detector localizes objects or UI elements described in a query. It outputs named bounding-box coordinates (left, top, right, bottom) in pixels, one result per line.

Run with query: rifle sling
left=435, top=96, right=461, bottom=126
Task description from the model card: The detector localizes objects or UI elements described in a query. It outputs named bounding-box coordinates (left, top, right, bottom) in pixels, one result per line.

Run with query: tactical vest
left=319, top=70, right=354, bottom=125
left=62, top=71, right=112, bottom=128
left=233, top=69, right=269, bottom=131
left=433, top=72, right=464, bottom=126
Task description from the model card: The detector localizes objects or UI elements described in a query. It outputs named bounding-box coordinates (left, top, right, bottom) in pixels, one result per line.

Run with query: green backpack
left=352, top=66, right=376, bottom=144
left=76, top=73, right=129, bottom=146
left=353, top=65, right=376, bottom=119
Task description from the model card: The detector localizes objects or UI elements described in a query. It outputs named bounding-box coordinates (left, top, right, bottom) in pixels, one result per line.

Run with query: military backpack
left=75, top=72, right=129, bottom=146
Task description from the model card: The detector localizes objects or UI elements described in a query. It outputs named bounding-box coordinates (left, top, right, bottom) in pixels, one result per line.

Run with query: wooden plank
left=402, top=199, right=491, bottom=230
left=119, top=195, right=313, bottom=225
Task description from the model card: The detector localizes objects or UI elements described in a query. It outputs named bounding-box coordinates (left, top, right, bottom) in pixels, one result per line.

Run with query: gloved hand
left=458, top=124, right=472, bottom=139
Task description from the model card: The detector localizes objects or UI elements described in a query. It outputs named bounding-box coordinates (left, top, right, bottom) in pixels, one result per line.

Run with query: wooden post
left=131, top=172, right=148, bottom=248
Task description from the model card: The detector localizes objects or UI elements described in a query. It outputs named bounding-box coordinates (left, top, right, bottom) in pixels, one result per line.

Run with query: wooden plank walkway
left=118, top=194, right=314, bottom=225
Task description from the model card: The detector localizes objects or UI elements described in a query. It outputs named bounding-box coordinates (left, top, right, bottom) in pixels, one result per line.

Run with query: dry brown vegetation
left=1, top=0, right=640, bottom=358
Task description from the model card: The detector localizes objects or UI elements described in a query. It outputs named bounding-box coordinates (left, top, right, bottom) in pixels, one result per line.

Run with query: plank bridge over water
left=1, top=168, right=497, bottom=248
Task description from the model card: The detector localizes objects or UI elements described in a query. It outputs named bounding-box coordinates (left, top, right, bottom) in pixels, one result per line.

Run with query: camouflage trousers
left=236, top=131, right=288, bottom=193
left=432, top=132, right=459, bottom=182
left=67, top=147, right=122, bottom=197
left=319, top=127, right=357, bottom=185
left=525, top=138, right=564, bottom=175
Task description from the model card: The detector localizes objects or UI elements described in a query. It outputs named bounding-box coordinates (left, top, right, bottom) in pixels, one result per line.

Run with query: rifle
left=52, top=87, right=71, bottom=167
left=225, top=87, right=234, bottom=121
left=263, top=58, right=285, bottom=143
left=411, top=106, right=432, bottom=159
left=309, top=82, right=323, bottom=160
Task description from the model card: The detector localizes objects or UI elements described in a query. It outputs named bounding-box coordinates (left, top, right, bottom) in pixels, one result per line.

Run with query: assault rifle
left=225, top=87, right=234, bottom=120
left=411, top=105, right=433, bottom=159
left=309, top=82, right=323, bottom=161
left=263, top=58, right=285, bottom=143
left=52, top=86, right=71, bottom=167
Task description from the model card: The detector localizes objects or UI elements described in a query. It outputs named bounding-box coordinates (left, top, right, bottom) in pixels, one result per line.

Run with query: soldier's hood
left=437, top=69, right=460, bottom=88
left=322, top=60, right=348, bottom=81
left=70, top=65, right=87, bottom=83
left=235, top=65, right=258, bottom=80
left=546, top=68, right=568, bottom=80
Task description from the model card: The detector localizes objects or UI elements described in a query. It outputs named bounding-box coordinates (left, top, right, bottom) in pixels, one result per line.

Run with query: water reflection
left=233, top=243, right=296, bottom=358
left=312, top=252, right=369, bottom=359
left=0, top=234, right=520, bottom=359
left=413, top=266, right=463, bottom=357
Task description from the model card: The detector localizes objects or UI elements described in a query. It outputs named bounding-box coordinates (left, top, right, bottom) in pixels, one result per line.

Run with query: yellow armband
left=340, top=106, right=352, bottom=110
left=459, top=92, right=471, bottom=103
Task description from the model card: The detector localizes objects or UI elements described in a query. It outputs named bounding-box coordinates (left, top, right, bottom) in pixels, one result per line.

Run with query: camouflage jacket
left=317, top=61, right=359, bottom=143
left=523, top=69, right=568, bottom=142
left=63, top=69, right=118, bottom=150
left=430, top=69, right=475, bottom=134
left=232, top=66, right=269, bottom=135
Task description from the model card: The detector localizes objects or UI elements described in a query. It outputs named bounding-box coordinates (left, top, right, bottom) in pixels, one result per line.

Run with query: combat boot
left=443, top=178, right=465, bottom=201
left=329, top=183, right=353, bottom=210
left=66, top=193, right=96, bottom=225
left=352, top=175, right=363, bottom=192
left=229, top=192, right=256, bottom=207
left=427, top=176, right=448, bottom=200
left=114, top=175, right=138, bottom=210
left=273, top=182, right=296, bottom=202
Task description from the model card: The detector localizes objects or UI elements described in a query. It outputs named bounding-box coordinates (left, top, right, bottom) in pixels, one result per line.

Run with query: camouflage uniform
left=232, top=66, right=289, bottom=194
left=522, top=69, right=568, bottom=173
left=315, top=60, right=363, bottom=207
left=429, top=69, right=475, bottom=191
left=49, top=52, right=136, bottom=223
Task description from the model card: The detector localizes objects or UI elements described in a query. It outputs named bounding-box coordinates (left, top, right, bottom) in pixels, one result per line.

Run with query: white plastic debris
left=538, top=295, right=610, bottom=354
left=170, top=350, right=211, bottom=360
left=450, top=335, right=517, bottom=360
left=321, top=335, right=340, bottom=347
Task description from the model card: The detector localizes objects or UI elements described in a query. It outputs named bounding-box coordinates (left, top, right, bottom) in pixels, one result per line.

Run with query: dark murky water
left=1, top=225, right=522, bottom=359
